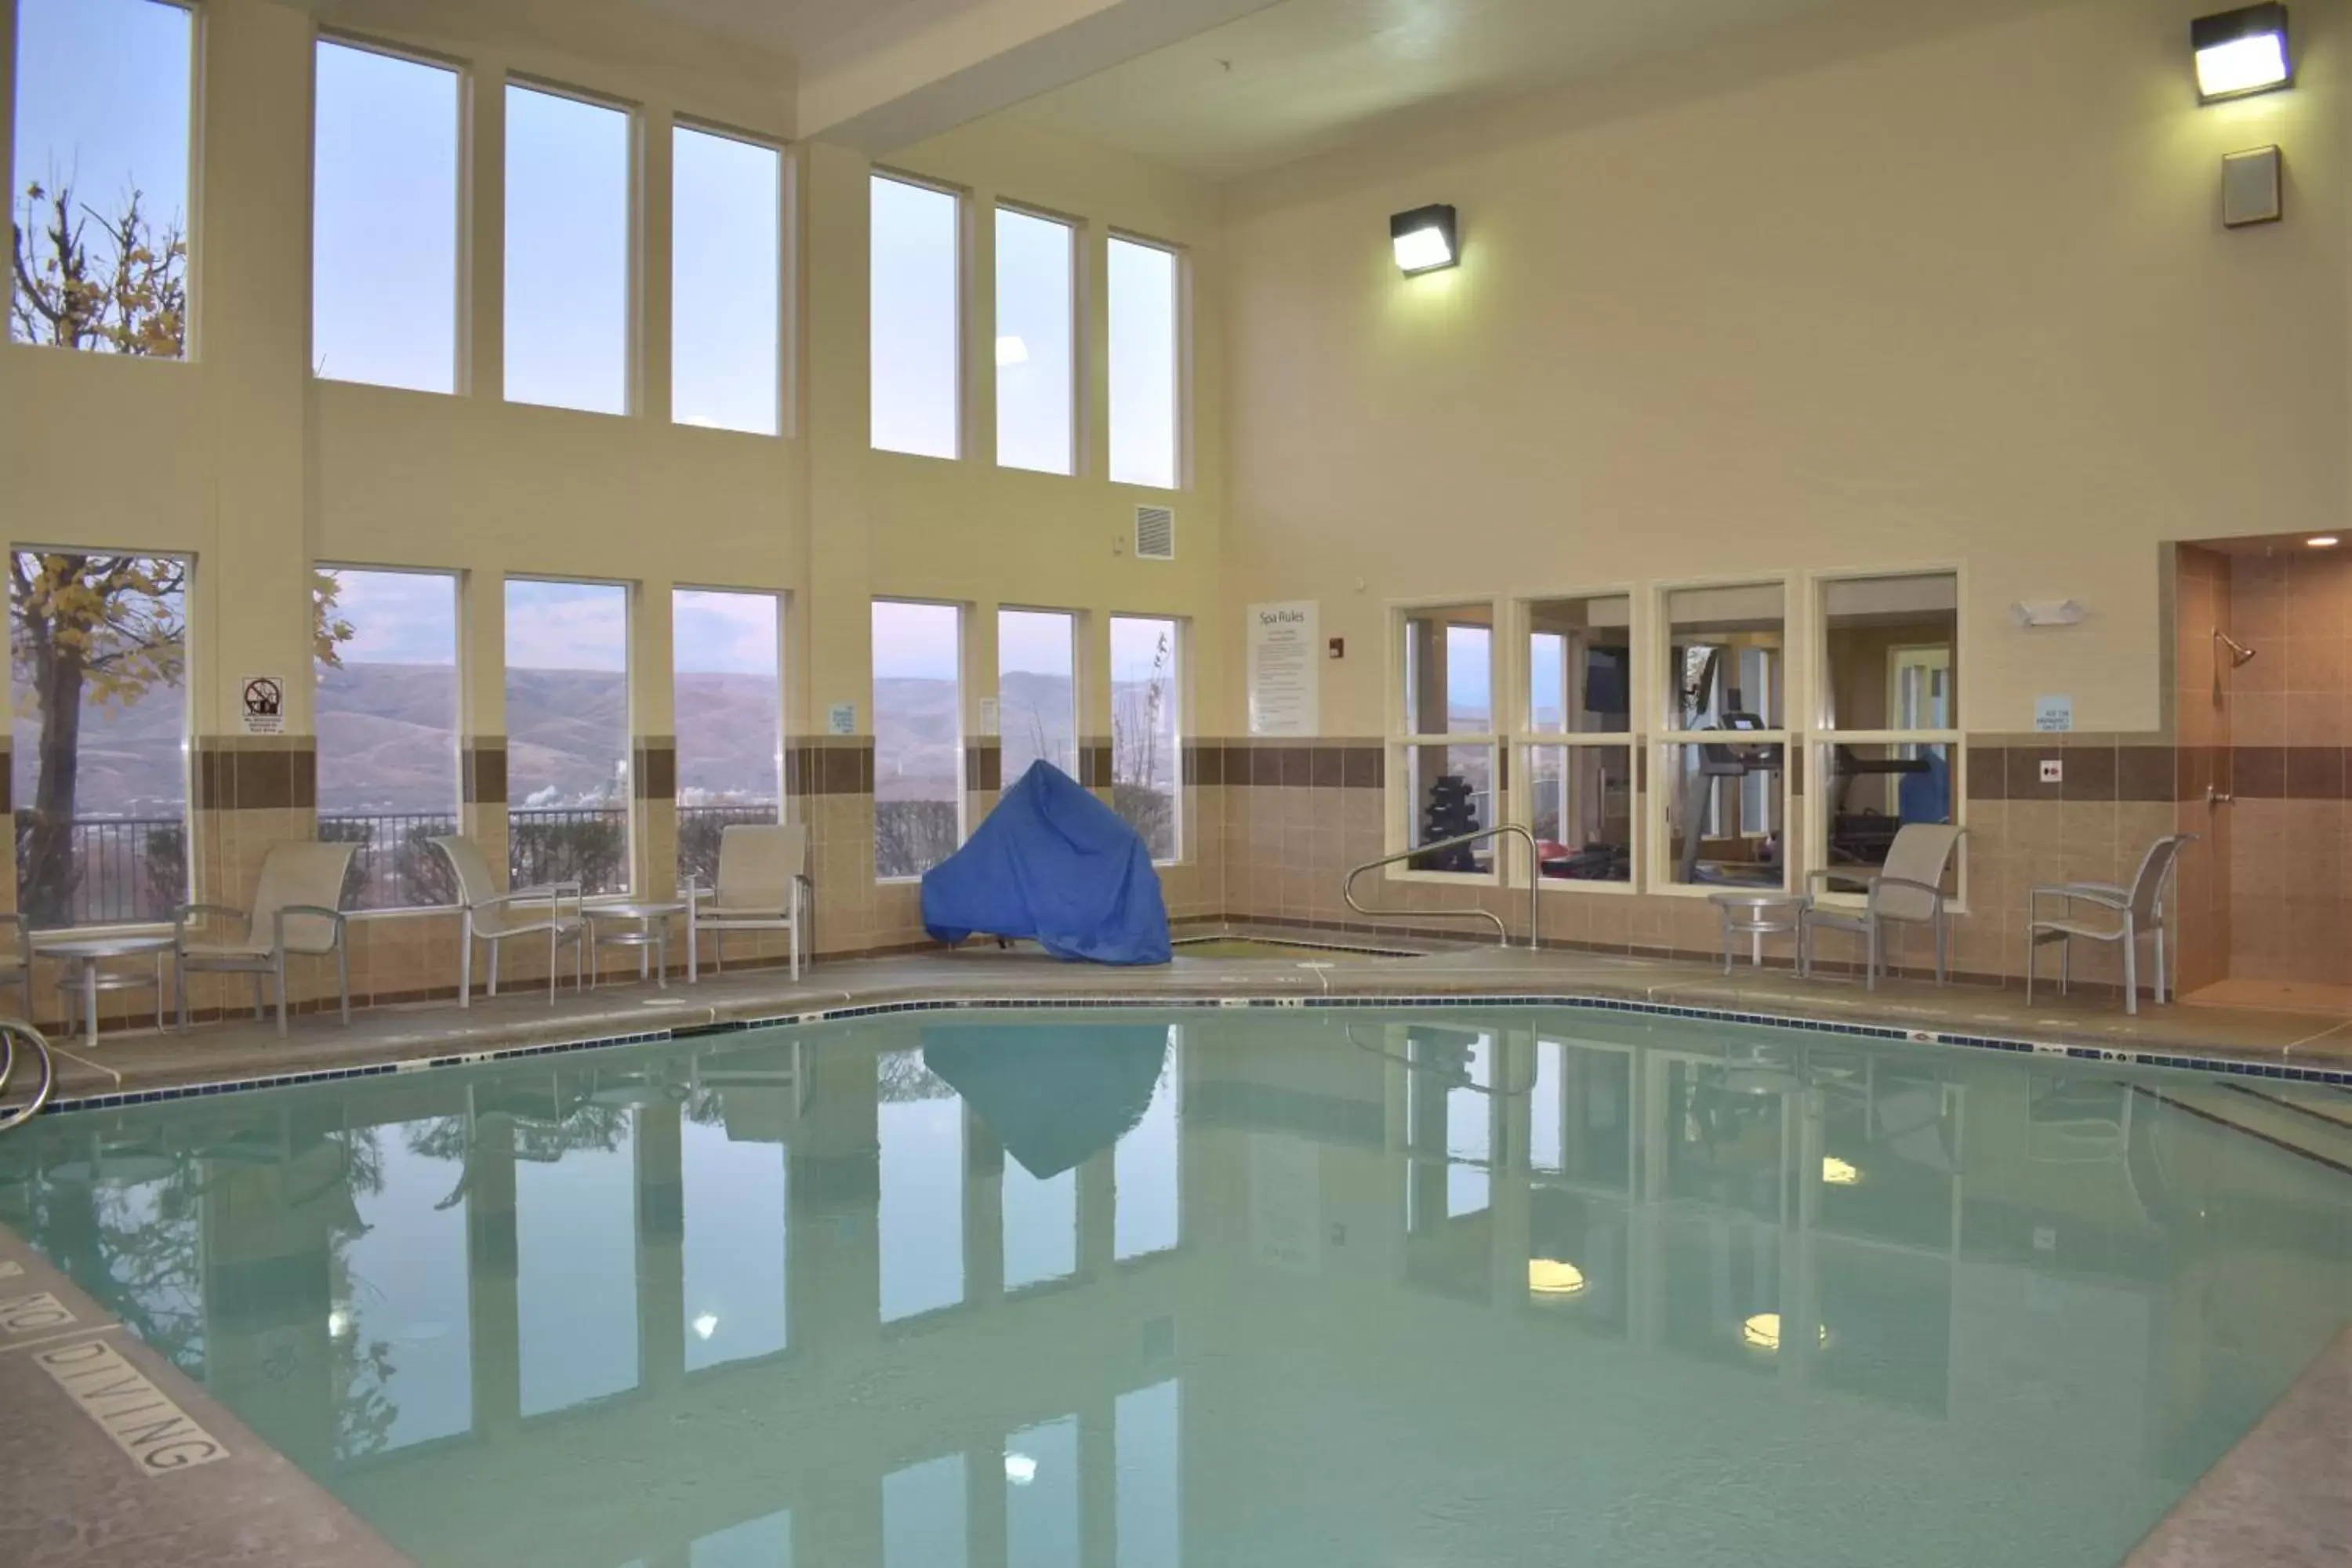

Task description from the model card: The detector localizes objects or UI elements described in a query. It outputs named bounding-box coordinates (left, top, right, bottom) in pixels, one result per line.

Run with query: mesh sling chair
left=430, top=835, right=587, bottom=1007
left=2026, top=833, right=2197, bottom=1017
left=1799, top=823, right=1966, bottom=989
left=688, top=824, right=811, bottom=983
left=175, top=841, right=358, bottom=1036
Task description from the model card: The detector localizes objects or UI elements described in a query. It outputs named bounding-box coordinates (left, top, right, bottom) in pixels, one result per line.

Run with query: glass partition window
left=1109, top=615, right=1181, bottom=862
left=315, top=568, right=461, bottom=909
left=872, top=174, right=960, bottom=459
left=1818, top=572, right=1961, bottom=885
left=998, top=608, right=1076, bottom=786
left=313, top=40, right=459, bottom=392
left=874, top=600, right=964, bottom=879
left=10, top=550, right=189, bottom=929
left=1395, top=604, right=1496, bottom=874
left=9, top=0, right=192, bottom=357
left=505, top=84, right=631, bottom=414
left=996, top=207, right=1075, bottom=474
left=505, top=579, right=631, bottom=895
left=1659, top=583, right=1787, bottom=891
left=673, top=588, right=783, bottom=890
left=1521, top=595, right=1634, bottom=886
left=673, top=126, right=782, bottom=435
left=1108, top=237, right=1179, bottom=488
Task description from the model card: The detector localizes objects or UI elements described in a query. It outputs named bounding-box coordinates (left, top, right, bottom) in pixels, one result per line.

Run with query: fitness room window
left=1520, top=595, right=1634, bottom=887
left=1657, top=583, right=1788, bottom=891
left=1395, top=604, right=1497, bottom=877
left=1815, top=572, right=1960, bottom=901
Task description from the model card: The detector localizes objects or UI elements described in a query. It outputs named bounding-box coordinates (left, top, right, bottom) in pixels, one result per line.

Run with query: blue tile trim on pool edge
left=34, top=992, right=2352, bottom=1115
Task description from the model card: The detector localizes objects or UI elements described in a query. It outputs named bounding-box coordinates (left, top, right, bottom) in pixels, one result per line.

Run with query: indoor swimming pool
left=2, top=1007, right=2347, bottom=1567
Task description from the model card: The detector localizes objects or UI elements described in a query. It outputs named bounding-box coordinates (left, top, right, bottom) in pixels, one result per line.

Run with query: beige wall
left=1218, top=0, right=2349, bottom=741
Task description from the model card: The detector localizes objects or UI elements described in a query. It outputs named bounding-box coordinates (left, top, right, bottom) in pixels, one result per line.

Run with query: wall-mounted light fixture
left=1390, top=204, right=1459, bottom=274
left=2193, top=5, right=2290, bottom=103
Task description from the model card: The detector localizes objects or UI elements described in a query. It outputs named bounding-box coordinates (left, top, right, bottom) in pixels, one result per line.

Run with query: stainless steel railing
left=1342, top=825, right=1541, bottom=949
left=0, top=1018, right=57, bottom=1134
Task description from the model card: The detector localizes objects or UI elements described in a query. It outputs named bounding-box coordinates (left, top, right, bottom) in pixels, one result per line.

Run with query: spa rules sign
left=1247, top=601, right=1319, bottom=736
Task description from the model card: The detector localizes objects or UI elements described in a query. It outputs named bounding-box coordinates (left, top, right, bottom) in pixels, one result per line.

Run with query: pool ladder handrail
left=0, top=1016, right=56, bottom=1134
left=1342, top=825, right=1541, bottom=949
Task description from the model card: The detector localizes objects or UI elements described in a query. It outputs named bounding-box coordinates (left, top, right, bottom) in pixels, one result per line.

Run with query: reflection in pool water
left=2, top=1009, right=2347, bottom=1567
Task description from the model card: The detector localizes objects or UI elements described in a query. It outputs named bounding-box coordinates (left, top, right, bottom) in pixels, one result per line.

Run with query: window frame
left=309, top=30, right=470, bottom=396
left=5, top=0, right=204, bottom=363
left=869, top=167, right=967, bottom=462
left=992, top=200, right=1080, bottom=477
left=500, top=74, right=641, bottom=418
left=870, top=595, right=967, bottom=884
left=1806, top=564, right=1969, bottom=915
left=1386, top=596, right=1502, bottom=887
left=1105, top=229, right=1185, bottom=492
left=670, top=583, right=789, bottom=892
left=502, top=572, right=637, bottom=898
left=1510, top=588, right=1639, bottom=898
left=313, top=561, right=466, bottom=916
left=669, top=115, right=789, bottom=438
left=1106, top=610, right=1185, bottom=866
left=1650, top=575, right=1795, bottom=900
left=7, top=542, right=194, bottom=933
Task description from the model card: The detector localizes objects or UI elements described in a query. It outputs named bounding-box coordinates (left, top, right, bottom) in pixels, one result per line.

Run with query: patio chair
left=688, top=824, right=811, bottom=983
left=175, top=841, right=358, bottom=1036
left=429, top=835, right=586, bottom=1007
left=0, top=913, right=31, bottom=1020
left=1800, top=823, right=1965, bottom=989
left=2025, top=833, right=2197, bottom=1016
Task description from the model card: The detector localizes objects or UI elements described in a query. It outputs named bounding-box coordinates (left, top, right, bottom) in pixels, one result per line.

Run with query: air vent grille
left=1134, top=505, right=1174, bottom=561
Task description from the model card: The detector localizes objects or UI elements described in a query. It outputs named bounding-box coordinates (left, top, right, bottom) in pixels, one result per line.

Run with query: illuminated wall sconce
left=1390, top=204, right=1459, bottom=274
left=2193, top=5, right=2290, bottom=103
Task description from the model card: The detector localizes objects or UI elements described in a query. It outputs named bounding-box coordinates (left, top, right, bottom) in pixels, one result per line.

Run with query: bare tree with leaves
left=11, top=177, right=186, bottom=355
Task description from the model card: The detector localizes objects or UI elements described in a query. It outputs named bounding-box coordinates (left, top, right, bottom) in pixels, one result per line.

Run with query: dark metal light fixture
left=2193, top=4, right=2290, bottom=102
left=1390, top=204, right=1458, bottom=274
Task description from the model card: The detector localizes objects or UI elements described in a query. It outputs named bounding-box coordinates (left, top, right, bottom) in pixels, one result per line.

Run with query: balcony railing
left=19, top=801, right=783, bottom=928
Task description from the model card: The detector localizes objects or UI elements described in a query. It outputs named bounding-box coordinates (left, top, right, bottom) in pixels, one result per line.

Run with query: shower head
left=2215, top=630, right=2256, bottom=669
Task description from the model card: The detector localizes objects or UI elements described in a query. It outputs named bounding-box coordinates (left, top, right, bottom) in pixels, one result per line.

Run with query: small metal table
left=586, top=902, right=686, bottom=989
left=43, top=935, right=174, bottom=1046
left=1707, top=891, right=1813, bottom=976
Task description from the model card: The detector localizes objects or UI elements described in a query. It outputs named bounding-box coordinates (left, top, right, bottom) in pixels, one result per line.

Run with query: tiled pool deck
left=5, top=928, right=2347, bottom=1568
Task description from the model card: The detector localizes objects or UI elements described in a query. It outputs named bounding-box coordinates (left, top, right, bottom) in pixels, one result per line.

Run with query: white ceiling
left=1011, top=0, right=1846, bottom=180
left=615, top=0, right=986, bottom=63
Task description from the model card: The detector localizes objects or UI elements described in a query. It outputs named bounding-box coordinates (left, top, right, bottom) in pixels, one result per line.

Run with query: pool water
left=3, top=1008, right=2348, bottom=1568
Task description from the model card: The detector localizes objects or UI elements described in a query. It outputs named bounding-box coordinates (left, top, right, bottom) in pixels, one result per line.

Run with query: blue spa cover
left=920, top=760, right=1171, bottom=964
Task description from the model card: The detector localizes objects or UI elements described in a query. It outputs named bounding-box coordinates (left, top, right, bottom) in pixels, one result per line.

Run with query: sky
left=873, top=599, right=958, bottom=682
left=506, top=579, right=628, bottom=672
left=869, top=175, right=960, bottom=459
left=503, top=84, right=630, bottom=414
left=994, top=208, right=1073, bottom=474
left=10, top=0, right=190, bottom=351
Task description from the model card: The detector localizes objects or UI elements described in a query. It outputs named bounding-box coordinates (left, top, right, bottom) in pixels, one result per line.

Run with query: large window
left=312, top=40, right=460, bottom=392
left=504, top=84, right=630, bottom=414
left=10, top=550, right=188, bottom=929
left=505, top=579, right=630, bottom=895
left=516, top=1105, right=638, bottom=1416
left=873, top=600, right=963, bottom=880
left=1109, top=615, right=1181, bottom=862
left=1817, top=573, right=1960, bottom=885
left=995, top=207, right=1074, bottom=474
left=998, top=608, right=1076, bottom=787
left=9, top=0, right=192, bottom=357
left=315, top=568, right=461, bottom=910
left=1113, top=1027, right=1181, bottom=1260
left=673, top=588, right=782, bottom=890
left=1107, top=237, right=1179, bottom=488
left=1521, top=595, right=1633, bottom=886
left=1395, top=604, right=1495, bottom=874
left=878, top=1048, right=964, bottom=1321
left=673, top=125, right=782, bottom=435
left=1660, top=583, right=1787, bottom=891
left=680, top=1108, right=787, bottom=1371
left=1116, top=1380, right=1181, bottom=1568
left=871, top=174, right=960, bottom=459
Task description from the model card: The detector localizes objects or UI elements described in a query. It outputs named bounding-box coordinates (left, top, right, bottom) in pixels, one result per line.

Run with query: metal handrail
left=0, top=1018, right=56, bottom=1133
left=1342, top=825, right=1541, bottom=949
